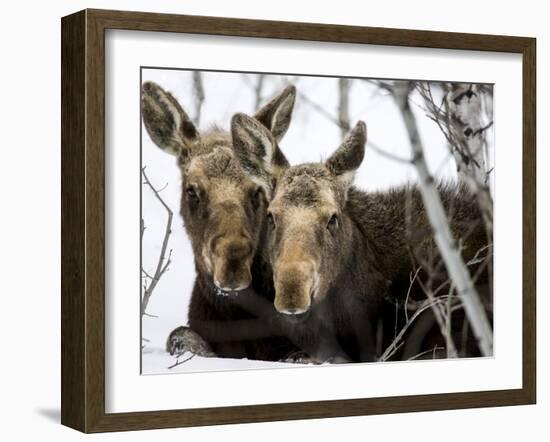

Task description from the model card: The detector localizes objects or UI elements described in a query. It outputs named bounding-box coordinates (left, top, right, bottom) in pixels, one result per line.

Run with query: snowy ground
left=140, top=68, right=494, bottom=374
left=142, top=348, right=303, bottom=375
left=141, top=309, right=309, bottom=374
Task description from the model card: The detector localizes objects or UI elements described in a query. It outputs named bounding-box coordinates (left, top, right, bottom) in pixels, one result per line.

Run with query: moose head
left=141, top=81, right=295, bottom=293
left=266, top=121, right=367, bottom=314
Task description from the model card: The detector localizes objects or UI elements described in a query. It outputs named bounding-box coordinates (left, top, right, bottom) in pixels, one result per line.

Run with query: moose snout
left=274, top=262, right=317, bottom=315
left=211, top=235, right=253, bottom=292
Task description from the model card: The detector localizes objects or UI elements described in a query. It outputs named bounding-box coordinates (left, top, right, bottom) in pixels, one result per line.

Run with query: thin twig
left=141, top=166, right=174, bottom=316
left=379, top=298, right=447, bottom=361
left=416, top=275, right=458, bottom=358
left=297, top=91, right=340, bottom=126
left=407, top=346, right=445, bottom=361
left=367, top=141, right=413, bottom=164
left=405, top=266, right=423, bottom=322
left=168, top=353, right=196, bottom=369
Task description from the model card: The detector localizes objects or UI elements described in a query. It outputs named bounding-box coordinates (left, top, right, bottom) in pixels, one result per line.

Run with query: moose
left=141, top=81, right=301, bottom=361
left=265, top=121, right=491, bottom=362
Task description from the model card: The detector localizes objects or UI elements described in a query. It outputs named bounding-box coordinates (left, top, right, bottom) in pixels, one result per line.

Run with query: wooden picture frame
left=61, top=8, right=536, bottom=433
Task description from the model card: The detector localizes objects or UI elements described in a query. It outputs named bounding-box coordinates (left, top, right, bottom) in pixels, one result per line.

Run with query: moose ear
left=231, top=113, right=279, bottom=178
left=325, top=121, right=367, bottom=188
left=254, top=85, right=296, bottom=143
left=141, top=81, right=199, bottom=158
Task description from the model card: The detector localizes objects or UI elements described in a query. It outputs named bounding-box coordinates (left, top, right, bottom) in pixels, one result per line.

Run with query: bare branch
left=297, top=90, right=340, bottom=126
left=392, top=82, right=493, bottom=357
left=364, top=79, right=396, bottom=94
left=407, top=346, right=445, bottom=361
left=404, top=267, right=423, bottom=322
left=368, top=141, right=413, bottom=165
left=379, top=298, right=448, bottom=361
left=141, top=166, right=174, bottom=317
left=192, top=71, right=205, bottom=126
left=337, top=78, right=351, bottom=140
left=445, top=283, right=456, bottom=358
left=417, top=82, right=494, bottom=236
left=254, top=75, right=265, bottom=110
left=416, top=274, right=458, bottom=358
left=168, top=353, right=196, bottom=370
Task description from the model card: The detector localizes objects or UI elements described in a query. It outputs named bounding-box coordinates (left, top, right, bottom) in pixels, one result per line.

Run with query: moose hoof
left=166, top=326, right=216, bottom=357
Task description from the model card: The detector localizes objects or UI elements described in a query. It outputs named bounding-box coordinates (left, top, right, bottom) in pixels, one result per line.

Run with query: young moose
left=141, top=81, right=299, bottom=361
left=267, top=121, right=489, bottom=362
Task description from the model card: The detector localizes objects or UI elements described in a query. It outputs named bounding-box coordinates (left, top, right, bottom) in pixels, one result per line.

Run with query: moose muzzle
left=273, top=259, right=317, bottom=315
left=211, top=234, right=253, bottom=292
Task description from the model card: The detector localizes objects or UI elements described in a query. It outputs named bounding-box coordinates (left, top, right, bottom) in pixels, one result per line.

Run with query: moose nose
left=215, top=280, right=248, bottom=292
left=211, top=234, right=253, bottom=293
left=278, top=306, right=308, bottom=315
left=273, top=259, right=316, bottom=315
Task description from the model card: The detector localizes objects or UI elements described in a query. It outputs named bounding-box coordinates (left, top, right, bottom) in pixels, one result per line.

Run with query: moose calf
left=141, top=81, right=300, bottom=361
left=266, top=121, right=490, bottom=362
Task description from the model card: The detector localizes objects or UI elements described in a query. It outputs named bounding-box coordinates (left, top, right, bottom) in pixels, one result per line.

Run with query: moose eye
left=186, top=186, right=198, bottom=201
left=327, top=214, right=339, bottom=229
left=266, top=212, right=275, bottom=228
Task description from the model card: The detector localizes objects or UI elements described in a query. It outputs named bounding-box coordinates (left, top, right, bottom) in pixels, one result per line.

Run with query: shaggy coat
left=267, top=122, right=491, bottom=362
left=142, top=81, right=299, bottom=361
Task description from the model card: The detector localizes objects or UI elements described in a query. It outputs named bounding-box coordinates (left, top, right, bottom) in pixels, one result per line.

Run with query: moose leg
left=356, top=320, right=377, bottom=363
left=166, top=326, right=217, bottom=357
left=346, top=296, right=378, bottom=362
left=313, top=330, right=353, bottom=364
left=166, top=324, right=254, bottom=360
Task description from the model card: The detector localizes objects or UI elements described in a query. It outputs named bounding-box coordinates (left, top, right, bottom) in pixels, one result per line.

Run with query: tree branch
left=254, top=75, right=265, bottom=110
left=417, top=82, right=494, bottom=236
left=141, top=166, right=174, bottom=317
left=297, top=90, right=340, bottom=126
left=168, top=353, right=195, bottom=370
left=392, top=82, right=493, bottom=357
left=192, top=71, right=205, bottom=126
left=379, top=298, right=449, bottom=361
left=337, top=78, right=351, bottom=140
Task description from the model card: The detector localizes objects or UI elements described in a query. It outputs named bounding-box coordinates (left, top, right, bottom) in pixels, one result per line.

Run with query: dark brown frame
left=61, top=8, right=536, bottom=433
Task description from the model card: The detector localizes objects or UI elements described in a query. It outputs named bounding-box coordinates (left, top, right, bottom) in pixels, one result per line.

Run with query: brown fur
left=142, top=81, right=299, bottom=360
left=267, top=122, right=491, bottom=362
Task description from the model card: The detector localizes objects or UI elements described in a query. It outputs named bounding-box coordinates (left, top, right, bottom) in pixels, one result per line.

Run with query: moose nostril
left=224, top=281, right=240, bottom=290
left=279, top=306, right=308, bottom=315
left=218, top=279, right=250, bottom=292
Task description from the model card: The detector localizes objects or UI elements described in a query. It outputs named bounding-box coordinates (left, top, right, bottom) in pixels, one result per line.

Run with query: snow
left=142, top=348, right=305, bottom=375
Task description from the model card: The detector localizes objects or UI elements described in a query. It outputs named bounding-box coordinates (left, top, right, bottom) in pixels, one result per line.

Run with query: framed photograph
left=61, top=9, right=536, bottom=433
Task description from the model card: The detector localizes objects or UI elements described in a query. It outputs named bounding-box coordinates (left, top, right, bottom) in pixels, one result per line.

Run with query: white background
left=0, top=0, right=547, bottom=440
